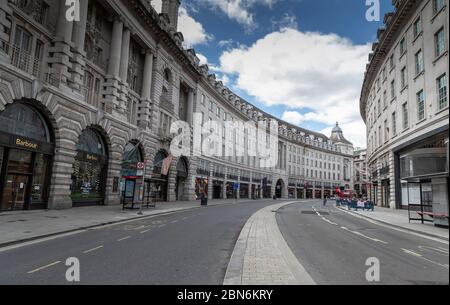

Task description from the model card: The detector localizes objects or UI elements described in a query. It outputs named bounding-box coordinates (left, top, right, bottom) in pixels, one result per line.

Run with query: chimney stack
left=161, top=0, right=180, bottom=30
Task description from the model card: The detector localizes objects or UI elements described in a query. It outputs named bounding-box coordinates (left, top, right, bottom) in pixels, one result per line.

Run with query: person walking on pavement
left=323, top=196, right=327, bottom=207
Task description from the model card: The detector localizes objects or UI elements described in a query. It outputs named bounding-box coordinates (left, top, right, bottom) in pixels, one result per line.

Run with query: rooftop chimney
left=162, top=0, right=180, bottom=30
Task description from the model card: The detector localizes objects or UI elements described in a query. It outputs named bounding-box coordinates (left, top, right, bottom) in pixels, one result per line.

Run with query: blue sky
left=154, top=0, right=394, bottom=147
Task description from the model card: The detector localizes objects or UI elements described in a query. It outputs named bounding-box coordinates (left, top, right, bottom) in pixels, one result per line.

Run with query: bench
left=416, top=211, right=449, bottom=219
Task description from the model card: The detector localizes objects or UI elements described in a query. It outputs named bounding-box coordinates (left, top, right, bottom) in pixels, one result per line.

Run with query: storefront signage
left=86, top=154, right=99, bottom=162
left=14, top=137, right=39, bottom=150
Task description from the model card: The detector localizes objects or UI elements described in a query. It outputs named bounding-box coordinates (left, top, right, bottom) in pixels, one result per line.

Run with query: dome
left=330, top=122, right=352, bottom=145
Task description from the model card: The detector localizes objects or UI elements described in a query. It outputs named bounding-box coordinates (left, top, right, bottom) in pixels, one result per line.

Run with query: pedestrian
left=323, top=196, right=327, bottom=206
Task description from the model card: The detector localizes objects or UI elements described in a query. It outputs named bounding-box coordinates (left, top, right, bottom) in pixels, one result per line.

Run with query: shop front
left=71, top=128, right=108, bottom=207
left=239, top=183, right=249, bottom=199
left=305, top=181, right=313, bottom=199
left=297, top=187, right=304, bottom=199
left=0, top=103, right=54, bottom=211
left=151, top=150, right=169, bottom=202
left=212, top=180, right=223, bottom=199
left=314, top=182, right=322, bottom=199
left=226, top=181, right=236, bottom=199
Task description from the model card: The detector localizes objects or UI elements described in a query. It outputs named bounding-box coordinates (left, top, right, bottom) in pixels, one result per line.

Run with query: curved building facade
left=0, top=0, right=353, bottom=211
left=360, top=0, right=448, bottom=222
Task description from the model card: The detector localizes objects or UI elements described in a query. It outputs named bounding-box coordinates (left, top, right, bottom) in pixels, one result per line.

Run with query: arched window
left=71, top=128, right=108, bottom=206
left=153, top=150, right=168, bottom=173
left=0, top=103, right=50, bottom=142
left=123, top=142, right=143, bottom=164
left=76, top=128, right=106, bottom=156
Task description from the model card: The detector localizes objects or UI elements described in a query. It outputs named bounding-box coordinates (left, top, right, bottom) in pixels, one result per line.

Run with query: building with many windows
left=360, top=0, right=448, bottom=225
left=0, top=0, right=353, bottom=211
left=353, top=149, right=368, bottom=197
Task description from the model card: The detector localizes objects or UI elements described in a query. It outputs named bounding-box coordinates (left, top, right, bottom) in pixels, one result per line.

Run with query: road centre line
left=117, top=236, right=131, bottom=241
left=27, top=261, right=61, bottom=274
left=83, top=245, right=104, bottom=254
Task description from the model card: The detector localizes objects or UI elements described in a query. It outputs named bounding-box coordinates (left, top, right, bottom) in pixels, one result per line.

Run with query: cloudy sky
left=152, top=0, right=393, bottom=148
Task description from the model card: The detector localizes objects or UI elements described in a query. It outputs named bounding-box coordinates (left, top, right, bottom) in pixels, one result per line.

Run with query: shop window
left=71, top=128, right=107, bottom=204
left=0, top=103, right=49, bottom=142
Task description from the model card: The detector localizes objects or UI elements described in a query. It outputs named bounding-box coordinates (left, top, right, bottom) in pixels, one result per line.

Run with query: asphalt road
left=276, top=200, right=449, bottom=285
left=0, top=200, right=276, bottom=285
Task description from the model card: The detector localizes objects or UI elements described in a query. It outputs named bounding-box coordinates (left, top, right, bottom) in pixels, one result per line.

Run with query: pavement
left=0, top=198, right=270, bottom=248
left=336, top=205, right=449, bottom=240
left=224, top=200, right=315, bottom=285
left=277, top=201, right=449, bottom=285
left=0, top=199, right=282, bottom=284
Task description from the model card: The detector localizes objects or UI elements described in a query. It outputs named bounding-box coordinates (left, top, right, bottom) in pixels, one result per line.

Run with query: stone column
left=48, top=0, right=75, bottom=85
left=119, top=28, right=130, bottom=82
left=138, top=50, right=154, bottom=129
left=103, top=18, right=125, bottom=116
left=108, top=19, right=123, bottom=77
left=71, top=0, right=89, bottom=89
left=186, top=88, right=194, bottom=125
left=141, top=51, right=154, bottom=100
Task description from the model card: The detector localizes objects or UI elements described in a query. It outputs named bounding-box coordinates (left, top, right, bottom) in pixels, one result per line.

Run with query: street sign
left=137, top=162, right=145, bottom=170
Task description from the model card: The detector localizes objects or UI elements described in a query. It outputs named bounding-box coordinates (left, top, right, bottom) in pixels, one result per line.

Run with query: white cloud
left=271, top=13, right=298, bottom=30
left=178, top=7, right=213, bottom=47
left=282, top=111, right=304, bottom=125
left=219, top=28, right=371, bottom=147
left=200, top=0, right=278, bottom=29
left=196, top=53, right=208, bottom=65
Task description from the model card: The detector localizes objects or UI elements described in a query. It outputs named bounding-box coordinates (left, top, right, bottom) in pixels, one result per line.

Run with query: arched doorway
left=175, top=157, right=189, bottom=201
left=275, top=179, right=285, bottom=198
left=71, top=127, right=108, bottom=206
left=0, top=102, right=54, bottom=211
left=151, top=150, right=169, bottom=202
left=121, top=141, right=144, bottom=205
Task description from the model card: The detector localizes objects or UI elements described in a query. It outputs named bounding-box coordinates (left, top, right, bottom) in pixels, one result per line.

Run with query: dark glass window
left=0, top=103, right=49, bottom=142
left=76, top=128, right=106, bottom=155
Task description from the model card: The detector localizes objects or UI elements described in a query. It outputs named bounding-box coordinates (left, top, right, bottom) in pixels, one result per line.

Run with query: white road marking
left=321, top=217, right=338, bottom=226
left=171, top=220, right=178, bottom=224
left=340, top=226, right=388, bottom=244
left=158, top=224, right=166, bottom=228
left=140, top=229, right=151, bottom=234
left=117, top=236, right=131, bottom=241
left=402, top=248, right=449, bottom=269
left=418, top=246, right=449, bottom=255
left=27, top=261, right=61, bottom=274
left=83, top=245, right=104, bottom=254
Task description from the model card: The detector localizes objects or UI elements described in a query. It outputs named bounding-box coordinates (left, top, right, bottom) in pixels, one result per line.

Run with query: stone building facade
left=0, top=0, right=353, bottom=211
left=353, top=149, right=368, bottom=197
left=360, top=0, right=448, bottom=220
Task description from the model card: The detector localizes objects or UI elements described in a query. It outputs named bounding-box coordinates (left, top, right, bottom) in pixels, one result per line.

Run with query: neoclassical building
left=360, top=0, right=448, bottom=222
left=0, top=0, right=353, bottom=211
left=353, top=149, right=368, bottom=197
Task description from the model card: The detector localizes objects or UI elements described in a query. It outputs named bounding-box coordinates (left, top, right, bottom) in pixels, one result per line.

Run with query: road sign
left=137, top=162, right=145, bottom=170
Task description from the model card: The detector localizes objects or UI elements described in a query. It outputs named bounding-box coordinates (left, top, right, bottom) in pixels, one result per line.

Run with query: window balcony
left=1, top=38, right=42, bottom=78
